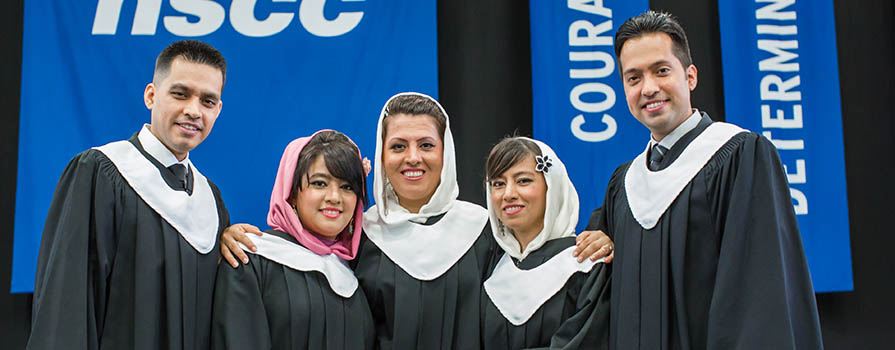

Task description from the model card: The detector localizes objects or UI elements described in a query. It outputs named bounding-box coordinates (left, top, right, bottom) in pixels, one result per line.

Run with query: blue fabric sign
left=12, top=0, right=438, bottom=293
left=718, top=0, right=853, bottom=292
left=530, top=0, right=648, bottom=231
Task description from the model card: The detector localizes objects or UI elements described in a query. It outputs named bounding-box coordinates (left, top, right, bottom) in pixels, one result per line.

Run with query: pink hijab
left=267, top=130, right=364, bottom=260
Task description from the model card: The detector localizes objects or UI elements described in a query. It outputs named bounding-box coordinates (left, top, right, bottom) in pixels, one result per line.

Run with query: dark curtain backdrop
left=1, top=1, right=27, bottom=349
left=2, top=0, right=892, bottom=349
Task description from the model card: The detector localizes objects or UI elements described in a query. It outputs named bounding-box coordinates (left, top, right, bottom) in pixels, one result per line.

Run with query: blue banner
left=12, top=0, right=438, bottom=293
left=719, top=0, right=852, bottom=292
left=530, top=0, right=648, bottom=231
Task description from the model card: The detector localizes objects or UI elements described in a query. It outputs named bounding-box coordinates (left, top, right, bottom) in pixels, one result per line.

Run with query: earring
left=384, top=182, right=395, bottom=216
left=347, top=217, right=355, bottom=237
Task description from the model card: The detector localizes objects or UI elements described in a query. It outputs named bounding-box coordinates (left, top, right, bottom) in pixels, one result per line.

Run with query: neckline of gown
left=243, top=230, right=359, bottom=298
left=93, top=138, right=219, bottom=254
left=624, top=122, right=746, bottom=230
left=484, top=240, right=602, bottom=326
left=362, top=200, right=488, bottom=281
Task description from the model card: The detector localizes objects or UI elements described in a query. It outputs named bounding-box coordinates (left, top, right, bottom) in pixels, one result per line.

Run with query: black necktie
left=649, top=144, right=668, bottom=171
left=167, top=163, right=191, bottom=193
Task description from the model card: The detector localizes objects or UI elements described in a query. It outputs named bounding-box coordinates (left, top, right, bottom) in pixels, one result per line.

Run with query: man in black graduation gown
left=585, top=11, right=823, bottom=349
left=28, top=40, right=231, bottom=350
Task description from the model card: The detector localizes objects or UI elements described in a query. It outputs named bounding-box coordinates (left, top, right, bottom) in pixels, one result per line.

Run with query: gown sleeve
left=28, top=151, right=116, bottom=350
left=584, top=206, right=604, bottom=232
left=211, top=255, right=273, bottom=350
left=545, top=263, right=612, bottom=350
left=706, top=135, right=823, bottom=349
left=585, top=163, right=627, bottom=236
left=474, top=225, right=500, bottom=280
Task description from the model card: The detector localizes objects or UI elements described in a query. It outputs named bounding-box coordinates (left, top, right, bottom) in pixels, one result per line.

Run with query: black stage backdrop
left=2, top=0, right=892, bottom=348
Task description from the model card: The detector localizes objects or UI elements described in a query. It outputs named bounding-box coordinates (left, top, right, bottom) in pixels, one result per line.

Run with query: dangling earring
left=347, top=217, right=355, bottom=237
left=384, top=182, right=395, bottom=216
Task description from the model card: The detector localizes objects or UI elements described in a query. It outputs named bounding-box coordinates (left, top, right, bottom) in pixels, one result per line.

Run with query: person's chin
left=169, top=137, right=198, bottom=150
left=399, top=183, right=434, bottom=197
left=315, top=225, right=343, bottom=239
left=644, top=116, right=670, bottom=131
left=500, top=214, right=523, bottom=229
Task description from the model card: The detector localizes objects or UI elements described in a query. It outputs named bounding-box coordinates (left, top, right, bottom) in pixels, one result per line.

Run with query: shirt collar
left=139, top=124, right=190, bottom=168
left=650, top=109, right=701, bottom=150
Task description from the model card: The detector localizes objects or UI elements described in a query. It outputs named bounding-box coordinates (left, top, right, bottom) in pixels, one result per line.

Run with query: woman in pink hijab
left=211, top=130, right=374, bottom=350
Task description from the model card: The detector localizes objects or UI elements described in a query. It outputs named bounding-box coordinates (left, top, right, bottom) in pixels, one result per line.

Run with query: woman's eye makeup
left=310, top=180, right=327, bottom=187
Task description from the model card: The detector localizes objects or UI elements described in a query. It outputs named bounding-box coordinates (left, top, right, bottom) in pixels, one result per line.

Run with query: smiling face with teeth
left=145, top=57, right=223, bottom=161
left=489, top=156, right=548, bottom=249
left=382, top=113, right=444, bottom=213
left=293, top=155, right=358, bottom=239
left=619, top=32, right=698, bottom=141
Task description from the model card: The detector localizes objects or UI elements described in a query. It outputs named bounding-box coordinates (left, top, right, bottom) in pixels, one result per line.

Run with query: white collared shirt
left=649, top=110, right=702, bottom=150
left=138, top=124, right=191, bottom=169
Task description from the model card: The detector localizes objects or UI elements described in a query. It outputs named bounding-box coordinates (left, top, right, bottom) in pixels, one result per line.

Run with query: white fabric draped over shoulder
left=94, top=138, right=219, bottom=254
left=239, top=233, right=358, bottom=298
left=625, top=122, right=746, bottom=229
left=484, top=246, right=602, bottom=325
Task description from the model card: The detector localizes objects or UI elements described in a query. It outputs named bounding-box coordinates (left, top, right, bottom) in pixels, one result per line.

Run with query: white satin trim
left=625, top=122, right=746, bottom=229
left=241, top=233, right=358, bottom=298
left=363, top=200, right=488, bottom=281
left=484, top=246, right=602, bottom=325
left=94, top=141, right=220, bottom=254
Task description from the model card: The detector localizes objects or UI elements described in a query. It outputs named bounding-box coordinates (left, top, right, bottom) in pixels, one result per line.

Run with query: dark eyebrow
left=512, top=170, right=536, bottom=178
left=649, top=60, right=673, bottom=70
left=622, top=59, right=674, bottom=76
left=169, top=83, right=192, bottom=92
left=200, top=91, right=220, bottom=102
left=308, top=172, right=333, bottom=180
left=622, top=67, right=640, bottom=76
left=169, top=83, right=220, bottom=101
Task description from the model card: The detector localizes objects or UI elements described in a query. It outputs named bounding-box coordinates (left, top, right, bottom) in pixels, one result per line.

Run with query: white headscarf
left=371, top=92, right=458, bottom=222
left=485, top=137, right=580, bottom=261
left=363, top=92, right=488, bottom=280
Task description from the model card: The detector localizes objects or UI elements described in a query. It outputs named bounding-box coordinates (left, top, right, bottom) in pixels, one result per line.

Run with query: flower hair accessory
left=535, top=155, right=552, bottom=174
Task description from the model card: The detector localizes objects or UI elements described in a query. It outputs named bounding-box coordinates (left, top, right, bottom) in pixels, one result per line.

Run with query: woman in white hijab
left=352, top=92, right=494, bottom=349
left=480, top=137, right=611, bottom=349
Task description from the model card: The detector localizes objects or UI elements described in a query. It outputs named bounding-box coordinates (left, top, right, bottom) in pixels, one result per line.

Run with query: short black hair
left=485, top=137, right=542, bottom=185
left=615, top=11, right=693, bottom=69
left=382, top=94, right=447, bottom=142
left=153, top=40, right=227, bottom=89
left=290, top=131, right=368, bottom=208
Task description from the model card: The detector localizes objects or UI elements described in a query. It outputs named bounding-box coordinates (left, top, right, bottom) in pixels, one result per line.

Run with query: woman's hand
left=220, top=223, right=264, bottom=268
left=573, top=230, right=615, bottom=263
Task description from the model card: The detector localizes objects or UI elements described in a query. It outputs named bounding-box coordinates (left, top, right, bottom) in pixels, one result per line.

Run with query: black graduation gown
left=481, top=237, right=611, bottom=350
left=588, top=114, right=823, bottom=349
left=28, top=133, right=229, bottom=350
left=211, top=229, right=375, bottom=350
left=352, top=214, right=496, bottom=350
